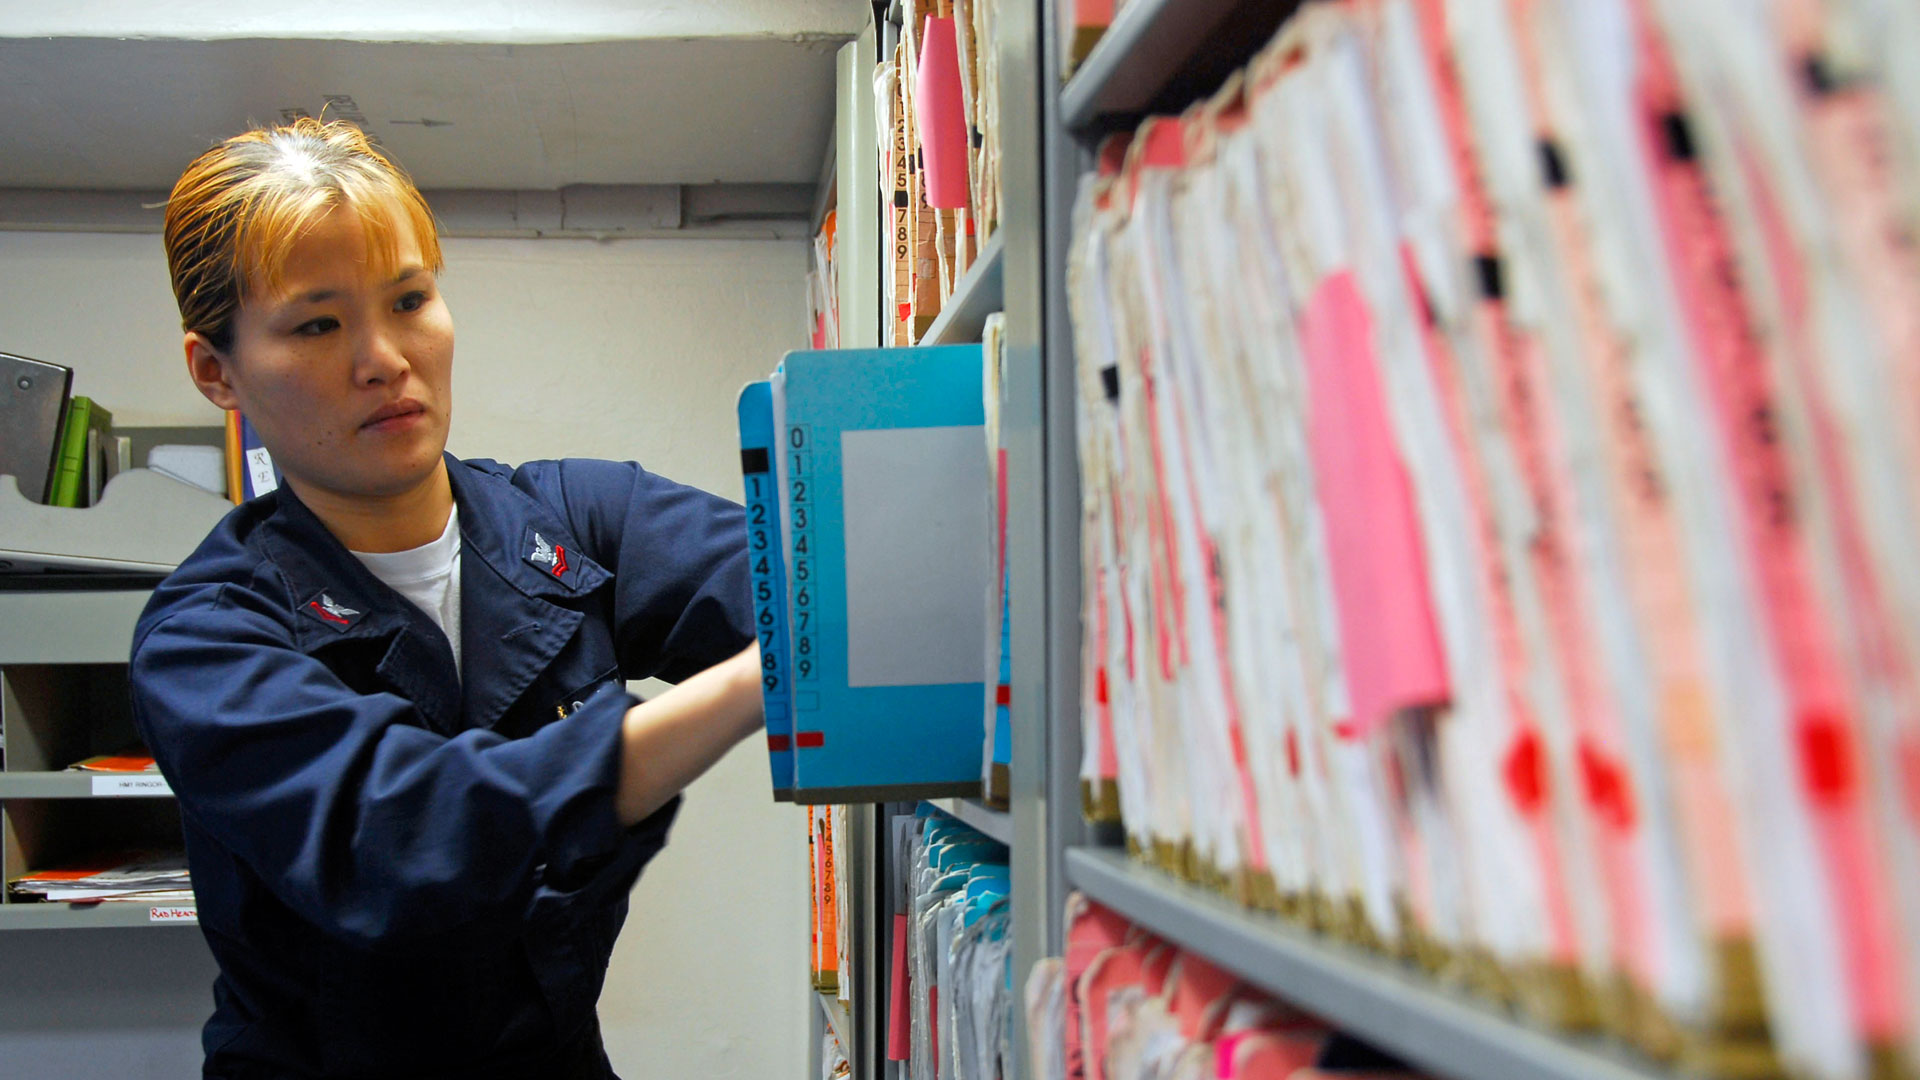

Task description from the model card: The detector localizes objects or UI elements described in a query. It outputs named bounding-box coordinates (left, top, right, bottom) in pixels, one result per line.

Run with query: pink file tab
left=1297, top=270, right=1451, bottom=737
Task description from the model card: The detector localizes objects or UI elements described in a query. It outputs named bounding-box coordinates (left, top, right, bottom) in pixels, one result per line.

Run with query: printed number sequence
left=788, top=424, right=818, bottom=684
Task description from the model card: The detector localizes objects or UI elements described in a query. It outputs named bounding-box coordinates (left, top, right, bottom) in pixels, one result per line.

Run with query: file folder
left=743, top=345, right=992, bottom=802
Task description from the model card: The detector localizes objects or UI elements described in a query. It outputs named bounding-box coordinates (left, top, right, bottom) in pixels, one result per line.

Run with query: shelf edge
left=0, top=901, right=197, bottom=930
left=1064, top=848, right=1674, bottom=1080
left=1058, top=0, right=1305, bottom=134
left=930, top=797, right=1013, bottom=846
left=815, top=987, right=852, bottom=1051
left=919, top=233, right=1005, bottom=347
left=0, top=771, right=173, bottom=799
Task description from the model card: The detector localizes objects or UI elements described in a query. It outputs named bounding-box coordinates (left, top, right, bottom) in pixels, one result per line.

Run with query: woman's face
left=194, top=204, right=454, bottom=505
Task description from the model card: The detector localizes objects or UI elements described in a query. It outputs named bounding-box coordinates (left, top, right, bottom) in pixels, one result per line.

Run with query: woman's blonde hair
left=163, top=118, right=443, bottom=350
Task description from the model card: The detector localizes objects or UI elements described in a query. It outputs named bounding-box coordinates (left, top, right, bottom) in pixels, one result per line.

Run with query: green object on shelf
left=46, top=396, right=113, bottom=508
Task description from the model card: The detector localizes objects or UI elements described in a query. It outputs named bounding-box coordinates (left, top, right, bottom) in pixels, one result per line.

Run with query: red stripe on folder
left=767, top=735, right=791, bottom=752
left=795, top=731, right=826, bottom=749
left=1798, top=714, right=1857, bottom=802
left=995, top=685, right=1011, bottom=707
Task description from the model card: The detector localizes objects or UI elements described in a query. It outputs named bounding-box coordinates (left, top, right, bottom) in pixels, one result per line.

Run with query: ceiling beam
left=0, top=185, right=814, bottom=240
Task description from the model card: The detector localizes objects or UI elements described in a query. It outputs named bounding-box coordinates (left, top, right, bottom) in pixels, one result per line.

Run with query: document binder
left=741, top=345, right=992, bottom=802
left=0, top=352, right=71, bottom=505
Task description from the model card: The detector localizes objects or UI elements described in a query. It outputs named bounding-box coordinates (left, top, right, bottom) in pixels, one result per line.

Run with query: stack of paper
left=11, top=850, right=191, bottom=903
left=1067, top=0, right=1920, bottom=1076
left=809, top=210, right=841, bottom=352
left=68, top=750, right=159, bottom=773
left=889, top=803, right=1013, bottom=1080
left=981, top=313, right=1013, bottom=806
left=875, top=0, right=1004, bottom=346
left=1023, top=893, right=1432, bottom=1080
left=820, top=1013, right=851, bottom=1080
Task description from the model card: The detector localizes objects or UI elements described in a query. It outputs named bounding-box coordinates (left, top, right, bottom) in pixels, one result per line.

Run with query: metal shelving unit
left=0, top=583, right=192, bottom=929
left=816, top=11, right=1021, bottom=1080
left=1067, top=849, right=1674, bottom=1080
left=1020, top=2, right=1713, bottom=1079
left=918, top=234, right=1005, bottom=348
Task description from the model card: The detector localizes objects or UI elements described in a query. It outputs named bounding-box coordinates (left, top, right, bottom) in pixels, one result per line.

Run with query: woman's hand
left=613, top=644, right=766, bottom=826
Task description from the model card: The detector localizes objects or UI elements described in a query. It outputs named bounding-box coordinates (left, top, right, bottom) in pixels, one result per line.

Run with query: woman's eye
left=395, top=291, right=428, bottom=313
left=294, top=317, right=339, bottom=337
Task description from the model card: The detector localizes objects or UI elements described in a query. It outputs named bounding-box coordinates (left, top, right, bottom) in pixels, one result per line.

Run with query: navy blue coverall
left=128, top=454, right=751, bottom=1078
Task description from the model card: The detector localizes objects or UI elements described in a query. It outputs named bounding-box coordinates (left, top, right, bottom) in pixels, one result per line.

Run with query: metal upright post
left=1000, top=2, right=1054, bottom=1076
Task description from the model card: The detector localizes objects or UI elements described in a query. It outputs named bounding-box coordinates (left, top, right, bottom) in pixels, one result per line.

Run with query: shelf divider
left=1065, top=847, right=1675, bottom=1080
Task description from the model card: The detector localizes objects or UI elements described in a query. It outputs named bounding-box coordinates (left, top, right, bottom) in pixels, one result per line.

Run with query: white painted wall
left=0, top=228, right=811, bottom=1079
left=0, top=0, right=868, bottom=41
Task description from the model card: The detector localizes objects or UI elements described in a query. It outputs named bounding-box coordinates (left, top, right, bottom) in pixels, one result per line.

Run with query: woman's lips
left=361, top=401, right=426, bottom=433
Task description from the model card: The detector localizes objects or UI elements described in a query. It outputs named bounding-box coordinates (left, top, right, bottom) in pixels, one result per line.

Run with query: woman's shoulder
left=452, top=455, right=653, bottom=517
left=134, top=496, right=297, bottom=653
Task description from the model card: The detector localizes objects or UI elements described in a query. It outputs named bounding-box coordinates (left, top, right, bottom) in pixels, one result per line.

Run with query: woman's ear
left=184, top=332, right=241, bottom=412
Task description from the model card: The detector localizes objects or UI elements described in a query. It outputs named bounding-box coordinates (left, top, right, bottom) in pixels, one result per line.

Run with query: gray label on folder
left=840, top=425, right=989, bottom=689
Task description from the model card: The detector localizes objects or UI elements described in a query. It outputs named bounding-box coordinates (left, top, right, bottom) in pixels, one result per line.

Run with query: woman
left=130, top=118, right=763, bottom=1078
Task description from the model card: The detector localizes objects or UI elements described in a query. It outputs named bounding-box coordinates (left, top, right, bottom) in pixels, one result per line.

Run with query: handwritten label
left=245, top=447, right=279, bottom=495
left=92, top=775, right=171, bottom=797
left=149, top=906, right=197, bottom=924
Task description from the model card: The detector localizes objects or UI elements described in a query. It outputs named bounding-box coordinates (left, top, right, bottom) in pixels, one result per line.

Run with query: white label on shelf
left=149, top=906, right=197, bottom=924
left=92, top=775, right=172, bottom=797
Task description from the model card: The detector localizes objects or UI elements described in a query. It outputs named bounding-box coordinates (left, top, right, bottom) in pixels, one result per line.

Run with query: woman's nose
left=352, top=324, right=410, bottom=386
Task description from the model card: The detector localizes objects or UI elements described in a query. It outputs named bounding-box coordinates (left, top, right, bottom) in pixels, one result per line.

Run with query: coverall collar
left=251, top=455, right=612, bottom=733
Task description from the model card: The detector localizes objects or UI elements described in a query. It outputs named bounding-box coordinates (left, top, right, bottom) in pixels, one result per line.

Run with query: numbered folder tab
left=740, top=345, right=992, bottom=802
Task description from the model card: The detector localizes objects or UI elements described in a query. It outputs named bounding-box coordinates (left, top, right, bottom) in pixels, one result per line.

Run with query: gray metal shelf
left=0, top=589, right=151, bottom=665
left=929, top=797, right=1012, bottom=846
left=1066, top=848, right=1678, bottom=1080
left=919, top=233, right=1005, bottom=347
left=0, top=771, right=172, bottom=799
left=0, top=900, right=196, bottom=931
left=1059, top=0, right=1302, bottom=134
left=817, top=988, right=852, bottom=1052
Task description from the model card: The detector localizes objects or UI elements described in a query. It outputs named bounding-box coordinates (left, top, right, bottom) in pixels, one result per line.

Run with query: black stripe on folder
left=1802, top=54, right=1839, bottom=96
left=1538, top=138, right=1570, bottom=189
left=1101, top=365, right=1121, bottom=402
left=1661, top=112, right=1697, bottom=162
left=1475, top=253, right=1505, bottom=301
left=741, top=447, right=771, bottom=474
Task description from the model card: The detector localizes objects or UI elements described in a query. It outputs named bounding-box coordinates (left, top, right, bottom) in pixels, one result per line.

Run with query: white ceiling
left=0, top=0, right=871, bottom=42
left=0, top=2, right=874, bottom=192
left=0, top=36, right=847, bottom=189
